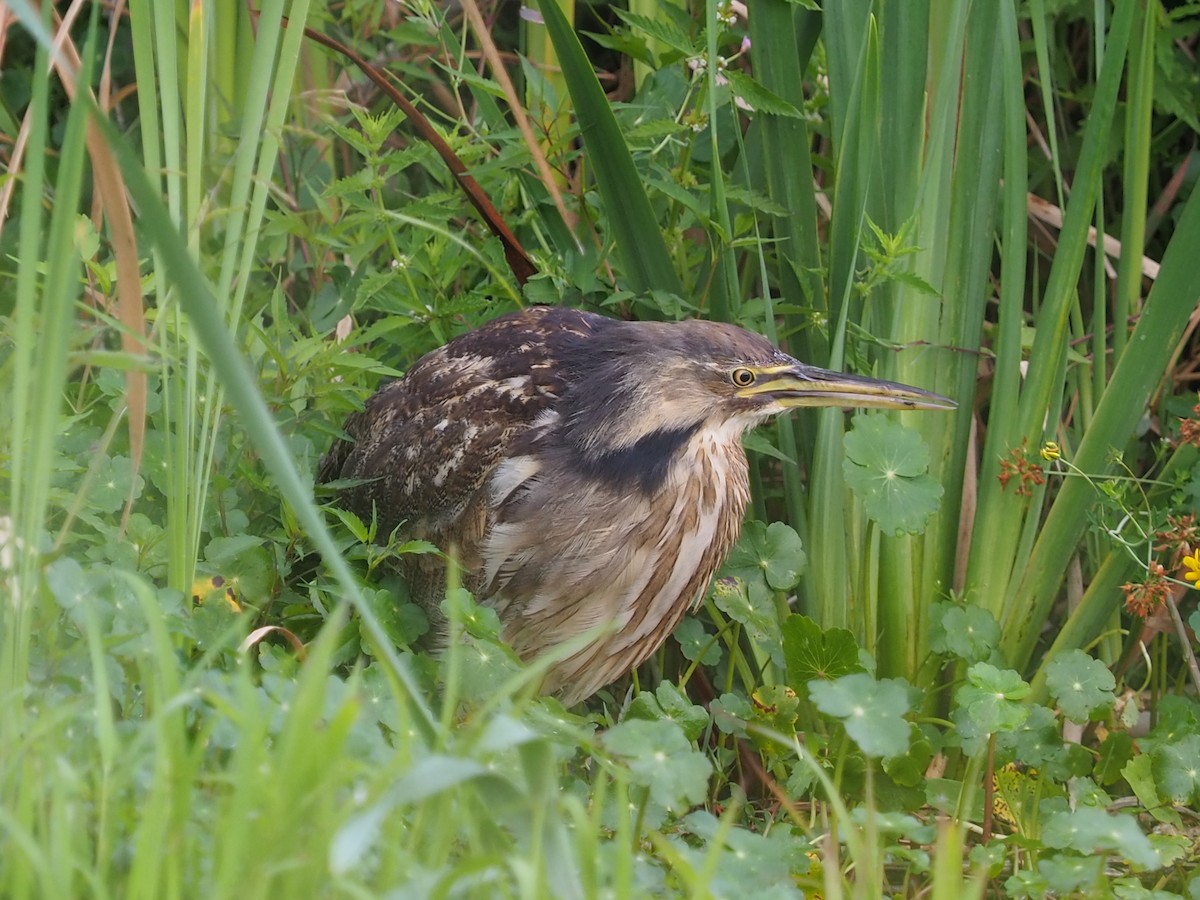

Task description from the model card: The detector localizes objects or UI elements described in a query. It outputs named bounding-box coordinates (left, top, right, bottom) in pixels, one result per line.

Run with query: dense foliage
left=3, top=1, right=1200, bottom=896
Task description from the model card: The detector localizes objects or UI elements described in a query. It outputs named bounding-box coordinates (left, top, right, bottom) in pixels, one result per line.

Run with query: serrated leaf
left=1124, top=753, right=1184, bottom=827
left=1153, top=734, right=1200, bottom=804
left=742, top=430, right=796, bottom=465
left=612, top=9, right=698, bottom=56
left=625, top=682, right=709, bottom=742
left=710, top=577, right=783, bottom=666
left=808, top=672, right=913, bottom=758
left=954, top=663, right=1030, bottom=736
left=1041, top=806, right=1160, bottom=871
left=672, top=616, right=722, bottom=666
left=842, top=414, right=943, bottom=535
left=782, top=614, right=864, bottom=690
left=724, top=184, right=790, bottom=218
left=603, top=718, right=713, bottom=811
left=710, top=692, right=752, bottom=737
left=723, top=520, right=807, bottom=591
left=929, top=602, right=1001, bottom=663
left=1045, top=650, right=1116, bottom=724
left=723, top=70, right=803, bottom=117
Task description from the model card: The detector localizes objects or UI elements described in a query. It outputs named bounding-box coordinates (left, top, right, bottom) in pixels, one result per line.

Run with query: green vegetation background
left=2, top=0, right=1200, bottom=896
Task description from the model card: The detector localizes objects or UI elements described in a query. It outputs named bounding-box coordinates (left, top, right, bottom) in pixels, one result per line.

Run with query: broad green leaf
left=929, top=602, right=1001, bottom=663
left=995, top=705, right=1063, bottom=768
left=1041, top=806, right=1159, bottom=871
left=1036, top=854, right=1104, bottom=894
left=679, top=811, right=810, bottom=896
left=954, top=663, right=1030, bottom=735
left=750, top=684, right=802, bottom=734
left=723, top=520, right=807, bottom=591
left=90, top=455, right=146, bottom=513
left=709, top=692, right=752, bottom=737
left=364, top=588, right=428, bottom=648
left=1045, top=650, right=1116, bottom=723
left=808, top=672, right=913, bottom=758
left=782, top=614, right=864, bottom=690
left=672, top=616, right=722, bottom=666
left=842, top=414, right=944, bottom=535
left=625, top=682, right=709, bottom=742
left=203, top=534, right=273, bottom=601
left=882, top=724, right=933, bottom=787
left=710, top=577, right=783, bottom=666
left=1153, top=734, right=1200, bottom=804
left=1125, top=751, right=1184, bottom=827
left=1093, top=732, right=1134, bottom=787
left=602, top=718, right=713, bottom=811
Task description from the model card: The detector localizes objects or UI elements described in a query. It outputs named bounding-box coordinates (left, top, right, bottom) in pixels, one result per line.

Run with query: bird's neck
left=573, top=415, right=752, bottom=498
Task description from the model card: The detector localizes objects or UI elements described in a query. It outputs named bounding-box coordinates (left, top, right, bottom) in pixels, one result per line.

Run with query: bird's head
left=560, top=319, right=955, bottom=461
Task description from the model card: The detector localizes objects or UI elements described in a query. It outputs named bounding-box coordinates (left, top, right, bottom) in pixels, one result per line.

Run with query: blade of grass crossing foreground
left=537, top=0, right=683, bottom=298
left=189, top=1, right=306, bottom=601
left=91, top=105, right=438, bottom=739
left=127, top=0, right=198, bottom=593
left=3, top=19, right=50, bottom=696
left=6, top=12, right=93, bottom=693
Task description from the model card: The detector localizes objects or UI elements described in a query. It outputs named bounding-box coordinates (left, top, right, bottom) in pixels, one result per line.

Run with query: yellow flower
left=1040, top=442, right=1061, bottom=461
left=1182, top=550, right=1200, bottom=585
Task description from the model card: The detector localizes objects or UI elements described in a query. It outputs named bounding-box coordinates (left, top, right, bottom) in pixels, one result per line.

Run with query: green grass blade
left=1004, top=179, right=1200, bottom=669
left=537, top=0, right=683, bottom=298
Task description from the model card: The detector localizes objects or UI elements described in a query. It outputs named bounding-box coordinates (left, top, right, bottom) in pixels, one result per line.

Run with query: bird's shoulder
left=320, top=306, right=613, bottom=538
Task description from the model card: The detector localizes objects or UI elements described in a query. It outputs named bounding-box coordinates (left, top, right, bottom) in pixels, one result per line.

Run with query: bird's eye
left=730, top=367, right=756, bottom=388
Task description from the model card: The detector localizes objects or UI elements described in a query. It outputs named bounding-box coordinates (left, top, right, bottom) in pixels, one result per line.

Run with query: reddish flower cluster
left=997, top=439, right=1047, bottom=497
left=1180, top=397, right=1200, bottom=448
left=1120, top=562, right=1171, bottom=617
left=1155, top=514, right=1200, bottom=567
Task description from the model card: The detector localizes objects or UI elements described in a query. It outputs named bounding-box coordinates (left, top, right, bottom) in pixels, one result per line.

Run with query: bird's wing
left=318, top=306, right=612, bottom=550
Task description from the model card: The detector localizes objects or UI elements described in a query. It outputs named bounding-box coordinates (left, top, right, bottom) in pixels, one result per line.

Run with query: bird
left=319, top=306, right=954, bottom=706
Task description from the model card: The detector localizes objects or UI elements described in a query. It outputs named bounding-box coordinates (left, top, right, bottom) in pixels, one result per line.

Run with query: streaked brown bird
left=320, top=306, right=954, bottom=705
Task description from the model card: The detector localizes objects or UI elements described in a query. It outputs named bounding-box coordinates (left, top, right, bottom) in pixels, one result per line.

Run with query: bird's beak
left=740, top=363, right=957, bottom=411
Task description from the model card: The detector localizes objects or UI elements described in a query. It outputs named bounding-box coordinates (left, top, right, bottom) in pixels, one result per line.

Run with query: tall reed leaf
left=537, top=0, right=683, bottom=298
